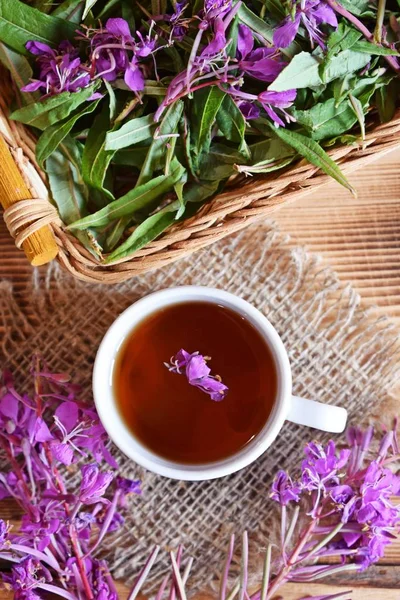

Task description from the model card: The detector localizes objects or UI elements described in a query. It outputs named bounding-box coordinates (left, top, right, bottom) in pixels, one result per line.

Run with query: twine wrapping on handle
left=3, top=198, right=61, bottom=249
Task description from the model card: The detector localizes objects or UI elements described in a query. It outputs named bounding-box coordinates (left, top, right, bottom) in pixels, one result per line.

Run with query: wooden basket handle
left=0, top=134, right=59, bottom=267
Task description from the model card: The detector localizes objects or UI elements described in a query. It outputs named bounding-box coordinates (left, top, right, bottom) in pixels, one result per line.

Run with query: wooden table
left=1, top=149, right=400, bottom=599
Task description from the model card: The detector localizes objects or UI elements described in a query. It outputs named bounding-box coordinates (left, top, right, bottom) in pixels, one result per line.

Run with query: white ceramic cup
left=93, top=286, right=347, bottom=481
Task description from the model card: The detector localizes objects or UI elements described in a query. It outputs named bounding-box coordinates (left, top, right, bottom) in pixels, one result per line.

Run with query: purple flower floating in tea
left=165, top=349, right=228, bottom=401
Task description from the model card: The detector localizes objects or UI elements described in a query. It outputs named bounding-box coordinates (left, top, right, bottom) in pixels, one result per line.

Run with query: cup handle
left=287, top=396, right=347, bottom=433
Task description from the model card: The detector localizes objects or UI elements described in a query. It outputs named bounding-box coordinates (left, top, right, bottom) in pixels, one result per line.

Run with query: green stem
left=374, top=0, right=386, bottom=44
left=300, top=522, right=344, bottom=562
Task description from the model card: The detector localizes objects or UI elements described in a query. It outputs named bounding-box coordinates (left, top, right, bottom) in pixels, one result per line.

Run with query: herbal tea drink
left=114, top=301, right=277, bottom=464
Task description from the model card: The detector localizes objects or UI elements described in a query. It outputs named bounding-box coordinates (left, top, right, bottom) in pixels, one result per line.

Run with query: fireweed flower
left=258, top=90, right=297, bottom=127
left=273, top=0, right=338, bottom=49
left=0, top=364, right=144, bottom=600
left=165, top=349, right=228, bottom=401
left=22, top=41, right=90, bottom=95
left=270, top=470, right=301, bottom=505
left=204, top=0, right=233, bottom=22
left=269, top=427, right=400, bottom=580
left=162, top=2, right=190, bottom=41
left=89, top=18, right=157, bottom=92
left=3, top=557, right=52, bottom=600
left=237, top=24, right=285, bottom=82
left=79, top=464, right=113, bottom=504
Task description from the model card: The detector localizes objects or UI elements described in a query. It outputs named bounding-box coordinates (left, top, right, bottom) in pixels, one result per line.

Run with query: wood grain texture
left=1, top=149, right=400, bottom=599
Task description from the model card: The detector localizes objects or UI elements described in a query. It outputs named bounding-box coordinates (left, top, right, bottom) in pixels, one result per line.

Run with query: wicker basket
left=2, top=70, right=400, bottom=284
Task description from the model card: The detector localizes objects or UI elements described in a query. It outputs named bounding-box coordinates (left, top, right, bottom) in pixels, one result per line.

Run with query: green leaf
left=121, top=0, right=135, bottom=30
left=293, top=98, right=358, bottom=141
left=267, top=124, right=355, bottom=195
left=106, top=201, right=179, bottom=263
left=137, top=100, right=184, bottom=186
left=326, top=22, right=362, bottom=57
left=216, top=95, right=250, bottom=158
left=82, top=104, right=115, bottom=200
left=112, top=146, right=150, bottom=167
left=376, top=81, right=398, bottom=123
left=105, top=113, right=155, bottom=151
left=226, top=14, right=239, bottom=58
left=96, top=0, right=119, bottom=20
left=0, top=42, right=39, bottom=105
left=237, top=135, right=295, bottom=175
left=36, top=98, right=101, bottom=168
left=352, top=40, right=400, bottom=55
left=184, top=180, right=219, bottom=203
left=191, top=86, right=226, bottom=157
left=52, top=0, right=85, bottom=22
left=197, top=144, right=246, bottom=181
left=174, top=168, right=188, bottom=219
left=104, top=80, right=117, bottom=122
left=0, top=0, right=75, bottom=55
left=337, top=0, right=375, bottom=17
left=46, top=136, right=105, bottom=258
left=105, top=216, right=131, bottom=251
left=269, top=50, right=371, bottom=92
left=83, top=0, right=98, bottom=19
left=69, top=158, right=186, bottom=230
left=10, top=84, right=99, bottom=130
left=249, top=136, right=295, bottom=165
left=46, top=136, right=88, bottom=225
left=348, top=94, right=365, bottom=141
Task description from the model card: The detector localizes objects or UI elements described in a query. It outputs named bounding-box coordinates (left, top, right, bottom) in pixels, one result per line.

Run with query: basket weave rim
left=2, top=71, right=400, bottom=283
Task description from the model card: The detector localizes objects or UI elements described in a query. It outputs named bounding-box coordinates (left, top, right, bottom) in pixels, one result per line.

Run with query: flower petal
left=106, top=18, right=132, bottom=38
left=186, top=355, right=211, bottom=382
left=273, top=14, right=301, bottom=48
left=33, top=417, right=53, bottom=442
left=237, top=24, right=254, bottom=60
left=55, top=401, right=79, bottom=433
left=50, top=441, right=74, bottom=466
left=26, top=41, right=55, bottom=56
left=124, top=62, right=145, bottom=92
left=312, top=3, right=338, bottom=27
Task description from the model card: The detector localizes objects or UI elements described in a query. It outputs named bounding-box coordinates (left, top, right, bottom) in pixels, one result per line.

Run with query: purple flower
left=28, top=416, right=53, bottom=444
left=79, top=464, right=113, bottom=505
left=204, top=0, right=232, bottom=21
left=115, top=476, right=142, bottom=495
left=237, top=25, right=286, bottom=82
left=4, top=557, right=52, bottom=599
left=22, top=40, right=90, bottom=95
left=201, top=17, right=227, bottom=57
left=163, top=2, right=189, bottom=40
left=165, top=349, right=228, bottom=401
left=330, top=484, right=354, bottom=505
left=273, top=0, right=338, bottom=49
left=0, top=519, right=8, bottom=546
left=49, top=441, right=74, bottom=466
left=258, top=89, right=297, bottom=127
left=92, top=560, right=119, bottom=600
left=54, top=401, right=79, bottom=433
left=271, top=470, right=301, bottom=505
left=238, top=101, right=260, bottom=120
left=89, top=18, right=156, bottom=92
left=20, top=515, right=60, bottom=552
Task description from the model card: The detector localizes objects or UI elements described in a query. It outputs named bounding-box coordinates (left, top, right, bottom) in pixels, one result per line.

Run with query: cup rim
left=92, top=286, right=292, bottom=481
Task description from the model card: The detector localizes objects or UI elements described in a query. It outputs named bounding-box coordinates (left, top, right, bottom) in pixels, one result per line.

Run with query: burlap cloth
left=1, top=222, right=400, bottom=594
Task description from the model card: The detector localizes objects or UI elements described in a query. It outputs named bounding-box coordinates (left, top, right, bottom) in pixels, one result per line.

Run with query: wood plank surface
left=1, top=149, right=400, bottom=599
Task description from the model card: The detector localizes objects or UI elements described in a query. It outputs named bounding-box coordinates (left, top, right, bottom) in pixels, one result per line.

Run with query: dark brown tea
left=114, top=301, right=277, bottom=464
